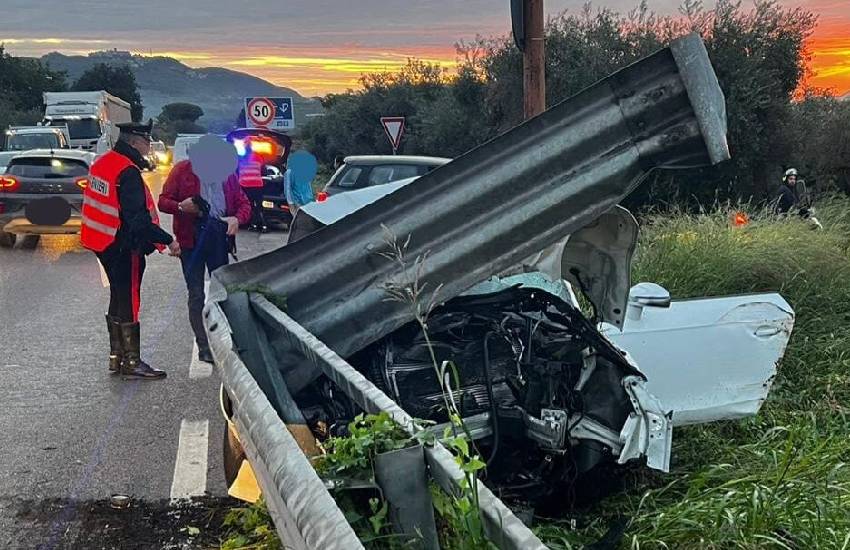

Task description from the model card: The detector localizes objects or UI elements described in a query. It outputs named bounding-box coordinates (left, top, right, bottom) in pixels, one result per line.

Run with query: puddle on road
left=4, top=496, right=234, bottom=549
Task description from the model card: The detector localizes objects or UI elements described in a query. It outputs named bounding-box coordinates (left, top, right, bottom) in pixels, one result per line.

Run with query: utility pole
left=512, top=0, right=546, bottom=120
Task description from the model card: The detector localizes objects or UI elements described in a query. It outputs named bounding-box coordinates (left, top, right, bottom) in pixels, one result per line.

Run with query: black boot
left=198, top=347, right=214, bottom=363
left=106, top=315, right=123, bottom=374
left=119, top=322, right=166, bottom=380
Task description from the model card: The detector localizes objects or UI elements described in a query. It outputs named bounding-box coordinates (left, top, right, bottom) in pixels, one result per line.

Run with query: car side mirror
left=627, top=282, right=671, bottom=321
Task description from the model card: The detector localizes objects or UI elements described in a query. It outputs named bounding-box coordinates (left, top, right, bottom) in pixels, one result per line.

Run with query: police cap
left=117, top=119, right=153, bottom=139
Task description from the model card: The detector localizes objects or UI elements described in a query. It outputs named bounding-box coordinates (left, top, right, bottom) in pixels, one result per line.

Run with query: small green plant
left=315, top=411, right=414, bottom=478
left=220, top=498, right=282, bottom=550
left=314, top=412, right=417, bottom=548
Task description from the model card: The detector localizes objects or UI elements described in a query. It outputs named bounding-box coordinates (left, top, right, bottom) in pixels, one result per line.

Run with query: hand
left=223, top=216, right=239, bottom=236
left=178, top=197, right=199, bottom=215
left=167, top=241, right=181, bottom=257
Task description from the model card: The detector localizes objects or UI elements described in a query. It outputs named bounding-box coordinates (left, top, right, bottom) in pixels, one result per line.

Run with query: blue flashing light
left=234, top=139, right=247, bottom=156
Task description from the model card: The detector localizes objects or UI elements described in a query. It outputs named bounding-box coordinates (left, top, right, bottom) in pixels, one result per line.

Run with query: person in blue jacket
left=284, top=150, right=318, bottom=215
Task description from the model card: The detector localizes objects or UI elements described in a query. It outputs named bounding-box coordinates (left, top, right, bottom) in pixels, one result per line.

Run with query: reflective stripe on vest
left=83, top=193, right=121, bottom=218
left=239, top=160, right=263, bottom=188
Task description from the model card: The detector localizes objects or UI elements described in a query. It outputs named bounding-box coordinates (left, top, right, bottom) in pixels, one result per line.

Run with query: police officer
left=81, top=120, right=180, bottom=380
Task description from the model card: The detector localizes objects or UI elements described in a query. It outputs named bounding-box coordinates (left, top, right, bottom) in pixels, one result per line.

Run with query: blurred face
left=787, top=174, right=797, bottom=186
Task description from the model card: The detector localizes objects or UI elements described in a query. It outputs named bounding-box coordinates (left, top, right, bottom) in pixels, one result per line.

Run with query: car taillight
left=75, top=177, right=90, bottom=189
left=0, top=175, right=19, bottom=193
left=316, top=191, right=328, bottom=202
left=250, top=141, right=273, bottom=155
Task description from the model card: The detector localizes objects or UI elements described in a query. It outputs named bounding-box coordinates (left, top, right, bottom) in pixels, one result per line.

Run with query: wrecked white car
left=260, top=179, right=793, bottom=504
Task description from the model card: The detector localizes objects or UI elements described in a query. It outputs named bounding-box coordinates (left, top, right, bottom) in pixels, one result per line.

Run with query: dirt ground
left=3, top=496, right=235, bottom=550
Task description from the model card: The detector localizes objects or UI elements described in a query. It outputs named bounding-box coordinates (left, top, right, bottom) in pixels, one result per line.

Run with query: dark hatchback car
left=0, top=150, right=94, bottom=247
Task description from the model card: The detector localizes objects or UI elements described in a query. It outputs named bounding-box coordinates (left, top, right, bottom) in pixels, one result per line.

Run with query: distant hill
left=40, top=50, right=324, bottom=134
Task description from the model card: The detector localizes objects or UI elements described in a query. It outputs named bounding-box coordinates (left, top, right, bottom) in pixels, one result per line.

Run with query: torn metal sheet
left=602, top=292, right=795, bottom=426
left=213, top=33, right=730, bottom=361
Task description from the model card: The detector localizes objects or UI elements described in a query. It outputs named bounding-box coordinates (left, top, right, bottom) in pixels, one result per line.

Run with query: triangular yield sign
left=380, top=117, right=405, bottom=151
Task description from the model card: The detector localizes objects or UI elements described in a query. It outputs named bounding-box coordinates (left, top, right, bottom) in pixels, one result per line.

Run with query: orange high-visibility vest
left=81, top=150, right=164, bottom=253
left=239, top=155, right=264, bottom=189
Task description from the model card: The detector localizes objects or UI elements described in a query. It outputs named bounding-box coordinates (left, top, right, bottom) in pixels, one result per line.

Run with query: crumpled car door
left=601, top=286, right=795, bottom=426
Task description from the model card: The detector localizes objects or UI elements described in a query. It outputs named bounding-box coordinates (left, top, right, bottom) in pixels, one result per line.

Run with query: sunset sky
left=1, top=0, right=848, bottom=97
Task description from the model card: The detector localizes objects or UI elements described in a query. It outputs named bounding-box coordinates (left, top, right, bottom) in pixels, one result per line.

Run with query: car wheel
left=223, top=423, right=245, bottom=487
left=0, top=231, right=16, bottom=248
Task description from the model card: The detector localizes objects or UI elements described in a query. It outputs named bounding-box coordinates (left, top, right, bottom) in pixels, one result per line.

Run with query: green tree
left=153, top=102, right=205, bottom=144
left=783, top=93, right=850, bottom=194
left=0, top=45, right=66, bottom=146
left=71, top=63, right=144, bottom=121
left=160, top=102, right=204, bottom=123
left=303, top=59, right=494, bottom=164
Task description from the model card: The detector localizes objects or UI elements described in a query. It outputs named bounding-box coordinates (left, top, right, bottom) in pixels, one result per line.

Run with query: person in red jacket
left=159, top=144, right=251, bottom=362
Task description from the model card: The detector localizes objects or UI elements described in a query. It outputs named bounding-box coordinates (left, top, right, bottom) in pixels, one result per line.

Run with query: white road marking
left=189, top=341, right=213, bottom=379
left=98, top=262, right=109, bottom=287
left=170, top=419, right=209, bottom=501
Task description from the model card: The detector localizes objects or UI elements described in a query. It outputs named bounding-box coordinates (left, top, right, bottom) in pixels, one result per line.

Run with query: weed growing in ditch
left=220, top=498, right=282, bottom=550
left=314, top=411, right=414, bottom=478
left=313, top=412, right=424, bottom=548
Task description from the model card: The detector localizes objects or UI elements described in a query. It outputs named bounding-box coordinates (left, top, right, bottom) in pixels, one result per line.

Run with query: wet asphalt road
left=0, top=167, right=286, bottom=548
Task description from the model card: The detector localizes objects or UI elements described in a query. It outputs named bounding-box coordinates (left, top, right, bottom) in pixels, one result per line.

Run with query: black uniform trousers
left=97, top=247, right=146, bottom=323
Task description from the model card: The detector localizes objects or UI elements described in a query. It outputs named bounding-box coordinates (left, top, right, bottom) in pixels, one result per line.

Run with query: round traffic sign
left=247, top=97, right=276, bottom=127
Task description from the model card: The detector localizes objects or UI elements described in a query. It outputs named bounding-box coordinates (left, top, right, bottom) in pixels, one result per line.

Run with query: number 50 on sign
left=244, top=97, right=295, bottom=130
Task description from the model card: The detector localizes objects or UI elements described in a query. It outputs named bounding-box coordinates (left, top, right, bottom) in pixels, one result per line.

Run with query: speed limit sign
left=246, top=97, right=276, bottom=127
left=244, top=97, right=295, bottom=130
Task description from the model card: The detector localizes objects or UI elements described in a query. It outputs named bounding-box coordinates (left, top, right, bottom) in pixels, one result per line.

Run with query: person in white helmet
left=775, top=168, right=823, bottom=229
left=775, top=168, right=800, bottom=214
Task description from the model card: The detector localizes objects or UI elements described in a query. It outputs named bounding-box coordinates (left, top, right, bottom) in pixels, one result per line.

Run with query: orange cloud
left=807, top=31, right=850, bottom=95
left=159, top=45, right=460, bottom=96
